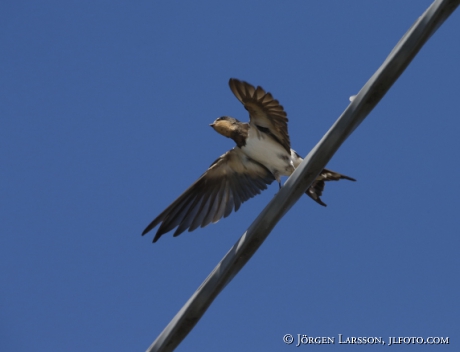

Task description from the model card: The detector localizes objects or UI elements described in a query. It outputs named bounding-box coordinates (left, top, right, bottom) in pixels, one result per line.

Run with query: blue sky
left=1, top=1, right=459, bottom=351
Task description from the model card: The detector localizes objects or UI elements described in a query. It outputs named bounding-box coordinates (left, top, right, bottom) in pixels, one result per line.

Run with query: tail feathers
left=305, top=168, right=355, bottom=206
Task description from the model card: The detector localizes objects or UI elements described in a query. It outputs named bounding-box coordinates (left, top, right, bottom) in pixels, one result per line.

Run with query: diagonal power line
left=146, top=1, right=460, bottom=351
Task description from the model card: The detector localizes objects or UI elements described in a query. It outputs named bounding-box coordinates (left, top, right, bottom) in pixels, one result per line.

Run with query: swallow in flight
left=142, top=79, right=355, bottom=242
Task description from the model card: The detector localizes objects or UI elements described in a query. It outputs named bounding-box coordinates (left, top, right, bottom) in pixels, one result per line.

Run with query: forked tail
left=305, top=168, right=355, bottom=206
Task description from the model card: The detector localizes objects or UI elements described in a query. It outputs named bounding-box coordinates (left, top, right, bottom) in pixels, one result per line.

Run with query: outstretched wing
left=142, top=148, right=275, bottom=242
left=229, top=78, right=291, bottom=154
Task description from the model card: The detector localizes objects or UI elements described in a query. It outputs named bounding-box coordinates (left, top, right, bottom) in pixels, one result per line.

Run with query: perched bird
left=142, top=79, right=355, bottom=242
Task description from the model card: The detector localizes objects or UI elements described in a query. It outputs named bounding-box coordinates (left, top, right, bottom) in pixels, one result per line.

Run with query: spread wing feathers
left=306, top=168, right=356, bottom=206
left=228, top=78, right=291, bottom=154
left=142, top=148, right=275, bottom=242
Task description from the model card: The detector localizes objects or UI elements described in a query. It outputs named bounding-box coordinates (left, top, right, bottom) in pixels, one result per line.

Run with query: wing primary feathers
left=143, top=149, right=276, bottom=241
left=228, top=78, right=291, bottom=154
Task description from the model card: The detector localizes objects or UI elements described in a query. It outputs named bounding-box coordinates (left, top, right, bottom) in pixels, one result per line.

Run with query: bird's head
left=210, top=116, right=240, bottom=138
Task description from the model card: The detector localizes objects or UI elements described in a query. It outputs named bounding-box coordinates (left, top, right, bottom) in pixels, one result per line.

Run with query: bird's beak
left=209, top=123, right=215, bottom=128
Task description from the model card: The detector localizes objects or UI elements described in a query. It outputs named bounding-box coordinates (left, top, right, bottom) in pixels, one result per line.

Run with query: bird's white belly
left=241, top=129, right=294, bottom=178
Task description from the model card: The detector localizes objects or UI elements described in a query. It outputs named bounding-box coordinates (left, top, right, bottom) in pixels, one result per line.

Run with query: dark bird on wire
left=142, top=79, right=355, bottom=242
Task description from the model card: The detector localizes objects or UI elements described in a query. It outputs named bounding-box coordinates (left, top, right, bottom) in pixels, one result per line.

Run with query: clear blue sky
left=1, top=1, right=459, bottom=351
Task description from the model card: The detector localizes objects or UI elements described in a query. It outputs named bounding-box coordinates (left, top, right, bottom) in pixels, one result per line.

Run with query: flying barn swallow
left=142, top=79, right=355, bottom=242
